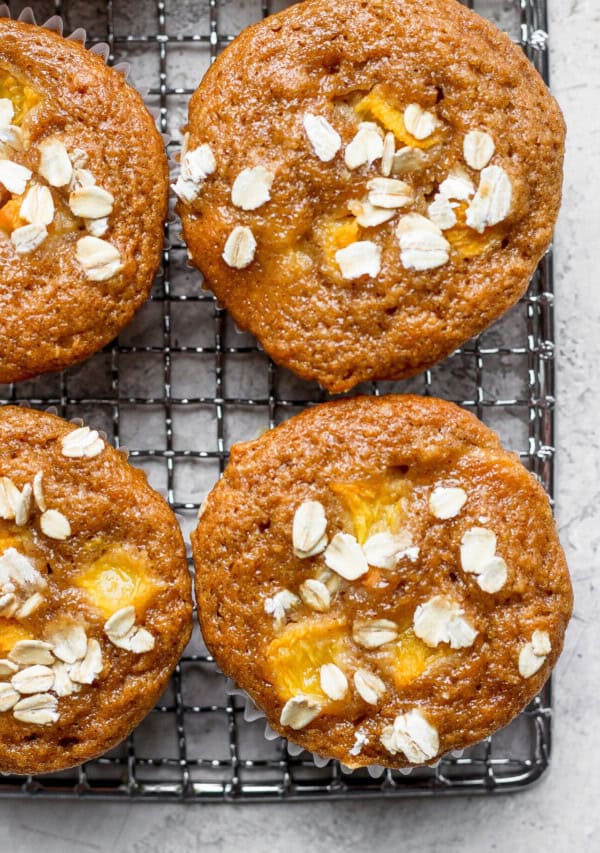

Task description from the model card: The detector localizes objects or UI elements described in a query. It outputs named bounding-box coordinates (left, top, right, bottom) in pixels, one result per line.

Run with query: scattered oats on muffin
left=0, top=406, right=192, bottom=775
left=177, top=0, right=565, bottom=392
left=192, top=395, right=572, bottom=768
left=0, top=17, right=168, bottom=383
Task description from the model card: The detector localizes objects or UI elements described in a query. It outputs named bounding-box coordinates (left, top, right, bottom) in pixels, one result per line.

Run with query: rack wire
left=0, top=0, right=556, bottom=800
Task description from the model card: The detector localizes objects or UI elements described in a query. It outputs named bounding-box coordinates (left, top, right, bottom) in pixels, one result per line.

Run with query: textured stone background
left=1, top=0, right=597, bottom=849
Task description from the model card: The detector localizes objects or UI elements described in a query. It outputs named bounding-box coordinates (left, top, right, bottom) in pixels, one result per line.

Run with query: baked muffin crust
left=193, top=396, right=572, bottom=768
left=0, top=406, right=192, bottom=775
left=179, top=0, right=565, bottom=392
left=0, top=18, right=168, bottom=383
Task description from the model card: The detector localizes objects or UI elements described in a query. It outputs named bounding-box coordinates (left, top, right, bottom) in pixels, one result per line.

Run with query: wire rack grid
left=0, top=0, right=556, bottom=801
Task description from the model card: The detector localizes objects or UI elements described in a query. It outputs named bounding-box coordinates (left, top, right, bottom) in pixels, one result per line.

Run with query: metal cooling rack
left=0, top=0, right=556, bottom=800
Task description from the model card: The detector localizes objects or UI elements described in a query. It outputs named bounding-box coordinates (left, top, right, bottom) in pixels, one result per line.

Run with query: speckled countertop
left=0, top=0, right=597, bottom=850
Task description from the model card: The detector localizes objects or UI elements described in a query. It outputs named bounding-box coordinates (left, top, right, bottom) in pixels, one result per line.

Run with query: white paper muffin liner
left=226, top=680, right=414, bottom=777
left=225, top=679, right=464, bottom=776
left=0, top=5, right=168, bottom=145
left=28, top=407, right=130, bottom=462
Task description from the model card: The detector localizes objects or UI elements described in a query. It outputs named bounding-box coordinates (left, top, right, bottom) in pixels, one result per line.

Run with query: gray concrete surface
left=0, top=0, right=597, bottom=850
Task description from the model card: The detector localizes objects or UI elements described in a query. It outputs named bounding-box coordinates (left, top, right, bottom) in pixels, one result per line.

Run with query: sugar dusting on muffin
left=0, top=427, right=160, bottom=729
left=0, top=97, right=123, bottom=276
left=177, top=0, right=564, bottom=392
left=254, top=466, right=550, bottom=763
left=193, top=396, right=572, bottom=767
left=289, top=474, right=547, bottom=761
left=175, top=91, right=513, bottom=278
left=0, top=407, right=192, bottom=774
left=0, top=19, right=169, bottom=384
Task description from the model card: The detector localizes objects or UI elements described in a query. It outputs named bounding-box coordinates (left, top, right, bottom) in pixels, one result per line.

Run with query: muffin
left=192, top=395, right=572, bottom=768
left=0, top=405, right=192, bottom=775
left=178, top=0, right=565, bottom=393
left=0, top=17, right=168, bottom=383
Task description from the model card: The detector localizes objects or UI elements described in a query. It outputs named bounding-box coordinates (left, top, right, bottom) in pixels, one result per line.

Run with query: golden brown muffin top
left=0, top=405, right=192, bottom=775
left=193, top=395, right=572, bottom=768
left=0, top=18, right=168, bottom=383
left=179, top=0, right=564, bottom=392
